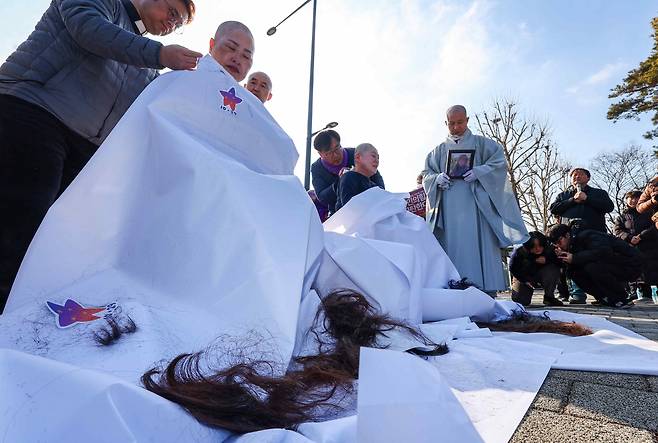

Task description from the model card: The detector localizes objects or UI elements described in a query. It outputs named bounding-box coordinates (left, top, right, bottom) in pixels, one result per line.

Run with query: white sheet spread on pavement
left=2, top=56, right=658, bottom=443
left=499, top=310, right=658, bottom=376
left=357, top=347, right=484, bottom=443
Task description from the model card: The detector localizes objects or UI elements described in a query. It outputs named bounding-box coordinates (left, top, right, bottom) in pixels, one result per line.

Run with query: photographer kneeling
left=509, top=231, right=564, bottom=307
left=547, top=221, right=641, bottom=308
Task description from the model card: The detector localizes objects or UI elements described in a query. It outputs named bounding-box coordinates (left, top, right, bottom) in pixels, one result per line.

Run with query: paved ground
left=499, top=292, right=658, bottom=442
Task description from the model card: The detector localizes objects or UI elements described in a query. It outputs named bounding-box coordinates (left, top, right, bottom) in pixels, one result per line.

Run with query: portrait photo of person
left=447, top=149, right=475, bottom=178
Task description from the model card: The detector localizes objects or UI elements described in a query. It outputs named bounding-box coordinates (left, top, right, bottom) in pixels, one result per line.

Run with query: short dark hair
left=313, top=130, right=340, bottom=152
left=523, top=231, right=548, bottom=250
left=624, top=190, right=642, bottom=199
left=180, top=0, right=196, bottom=24
left=569, top=167, right=591, bottom=179
left=547, top=224, right=570, bottom=244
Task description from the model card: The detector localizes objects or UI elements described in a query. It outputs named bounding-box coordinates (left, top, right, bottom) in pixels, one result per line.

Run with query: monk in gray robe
left=422, top=105, right=528, bottom=294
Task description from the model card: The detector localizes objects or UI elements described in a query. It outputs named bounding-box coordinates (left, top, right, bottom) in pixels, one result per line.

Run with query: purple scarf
left=320, top=148, right=348, bottom=175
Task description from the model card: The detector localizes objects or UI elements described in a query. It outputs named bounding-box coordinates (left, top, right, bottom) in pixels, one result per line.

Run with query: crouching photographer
left=547, top=221, right=642, bottom=308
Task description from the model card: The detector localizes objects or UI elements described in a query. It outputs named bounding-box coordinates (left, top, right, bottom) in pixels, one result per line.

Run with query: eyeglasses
left=321, top=145, right=342, bottom=157
left=163, top=0, right=187, bottom=34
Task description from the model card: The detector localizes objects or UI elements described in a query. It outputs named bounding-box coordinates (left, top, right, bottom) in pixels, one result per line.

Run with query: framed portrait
left=447, top=149, right=475, bottom=179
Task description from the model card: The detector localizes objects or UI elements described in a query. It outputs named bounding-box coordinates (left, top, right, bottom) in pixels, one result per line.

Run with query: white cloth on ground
left=3, top=55, right=658, bottom=443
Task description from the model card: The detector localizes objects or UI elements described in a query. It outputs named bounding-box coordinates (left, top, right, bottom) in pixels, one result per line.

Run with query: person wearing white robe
left=2, top=45, right=658, bottom=443
left=209, top=21, right=254, bottom=82
left=244, top=71, right=273, bottom=104
left=422, top=105, right=527, bottom=294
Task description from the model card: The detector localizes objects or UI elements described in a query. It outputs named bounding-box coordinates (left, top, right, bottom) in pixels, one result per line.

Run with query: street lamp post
left=304, top=0, right=318, bottom=191
left=267, top=0, right=319, bottom=190
left=311, top=121, right=338, bottom=138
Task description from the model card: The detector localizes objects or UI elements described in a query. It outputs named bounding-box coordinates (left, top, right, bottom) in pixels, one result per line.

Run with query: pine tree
left=608, top=17, right=658, bottom=157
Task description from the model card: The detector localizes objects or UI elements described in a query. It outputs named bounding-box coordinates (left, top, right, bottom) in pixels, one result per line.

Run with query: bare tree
left=589, top=146, right=658, bottom=226
left=516, top=143, right=572, bottom=232
left=474, top=98, right=570, bottom=232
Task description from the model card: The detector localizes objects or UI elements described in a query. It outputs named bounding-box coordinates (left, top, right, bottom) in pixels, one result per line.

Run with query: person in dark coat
left=335, top=143, right=383, bottom=211
left=509, top=231, right=564, bottom=306
left=311, top=130, right=385, bottom=215
left=547, top=222, right=641, bottom=308
left=549, top=167, right=614, bottom=304
left=613, top=190, right=658, bottom=299
left=549, top=167, right=614, bottom=233
left=0, top=0, right=202, bottom=313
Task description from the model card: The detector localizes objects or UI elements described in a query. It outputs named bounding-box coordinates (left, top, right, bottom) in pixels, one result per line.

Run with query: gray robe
left=422, top=129, right=528, bottom=291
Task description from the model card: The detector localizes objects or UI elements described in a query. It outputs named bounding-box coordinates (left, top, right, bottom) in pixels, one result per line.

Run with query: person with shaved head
left=208, top=21, right=254, bottom=82
left=335, top=143, right=383, bottom=211
left=422, top=105, right=527, bottom=297
left=245, top=71, right=273, bottom=104
left=311, top=130, right=385, bottom=215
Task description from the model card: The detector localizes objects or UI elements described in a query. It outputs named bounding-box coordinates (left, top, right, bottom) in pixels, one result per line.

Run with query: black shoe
left=543, top=297, right=564, bottom=306
left=591, top=300, right=603, bottom=306
left=609, top=299, right=634, bottom=309
left=568, top=299, right=586, bottom=305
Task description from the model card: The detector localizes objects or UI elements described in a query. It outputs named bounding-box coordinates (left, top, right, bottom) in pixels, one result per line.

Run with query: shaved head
left=446, top=105, right=467, bottom=118
left=445, top=104, right=469, bottom=137
left=354, top=143, right=379, bottom=177
left=214, top=21, right=253, bottom=42
left=247, top=71, right=271, bottom=87
left=245, top=71, right=273, bottom=103
left=209, top=21, right=254, bottom=82
left=355, top=143, right=377, bottom=155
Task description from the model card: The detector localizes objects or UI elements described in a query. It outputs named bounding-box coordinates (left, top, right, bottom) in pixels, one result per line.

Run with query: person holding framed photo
left=422, top=105, right=527, bottom=297
left=447, top=151, right=475, bottom=178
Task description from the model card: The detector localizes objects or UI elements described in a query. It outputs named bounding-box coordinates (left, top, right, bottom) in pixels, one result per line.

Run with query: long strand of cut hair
left=142, top=289, right=447, bottom=433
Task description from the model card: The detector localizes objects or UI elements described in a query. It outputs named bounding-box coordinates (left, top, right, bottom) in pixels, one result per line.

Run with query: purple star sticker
left=220, top=87, right=242, bottom=111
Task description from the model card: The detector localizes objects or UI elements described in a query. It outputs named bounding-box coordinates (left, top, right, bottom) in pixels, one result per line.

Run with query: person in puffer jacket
left=637, top=176, right=658, bottom=216
left=508, top=231, right=564, bottom=307
left=613, top=190, right=657, bottom=299
left=548, top=222, right=642, bottom=308
left=0, top=0, right=202, bottom=313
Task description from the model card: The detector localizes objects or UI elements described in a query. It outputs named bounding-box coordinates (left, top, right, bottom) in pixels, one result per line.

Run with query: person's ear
left=466, top=116, right=470, bottom=124
left=266, top=92, right=272, bottom=102
left=209, top=37, right=215, bottom=52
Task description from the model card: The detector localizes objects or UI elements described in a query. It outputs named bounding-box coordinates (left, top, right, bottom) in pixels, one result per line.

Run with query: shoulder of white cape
left=135, top=55, right=295, bottom=175
left=142, top=57, right=234, bottom=97
left=152, top=55, right=282, bottom=128
left=154, top=56, right=251, bottom=97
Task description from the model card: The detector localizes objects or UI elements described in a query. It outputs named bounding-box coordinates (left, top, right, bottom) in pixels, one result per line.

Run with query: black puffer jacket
left=509, top=243, right=561, bottom=284
left=0, top=0, right=162, bottom=145
left=613, top=207, right=654, bottom=243
left=311, top=148, right=385, bottom=214
left=549, top=185, right=614, bottom=233
left=570, top=228, right=643, bottom=268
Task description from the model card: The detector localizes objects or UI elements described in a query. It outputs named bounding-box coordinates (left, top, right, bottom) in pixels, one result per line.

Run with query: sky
left=2, top=0, right=656, bottom=192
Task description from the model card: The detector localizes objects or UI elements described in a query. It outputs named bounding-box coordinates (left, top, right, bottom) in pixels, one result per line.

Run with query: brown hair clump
left=477, top=311, right=593, bottom=336
left=142, top=289, right=447, bottom=433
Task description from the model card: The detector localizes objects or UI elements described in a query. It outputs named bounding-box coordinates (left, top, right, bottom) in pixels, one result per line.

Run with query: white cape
left=3, top=56, right=658, bottom=443
left=0, top=55, right=323, bottom=382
